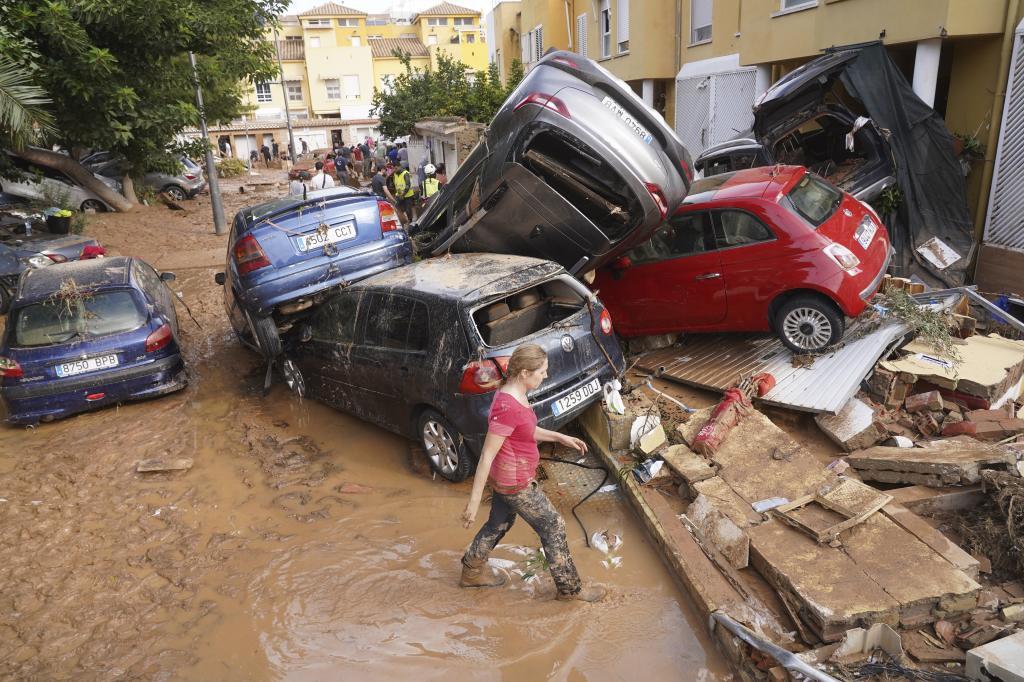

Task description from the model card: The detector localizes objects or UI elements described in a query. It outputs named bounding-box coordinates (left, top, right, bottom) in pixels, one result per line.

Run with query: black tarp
left=838, top=43, right=975, bottom=286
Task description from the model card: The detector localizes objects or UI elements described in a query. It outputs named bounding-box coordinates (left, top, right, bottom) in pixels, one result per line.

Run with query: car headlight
left=24, top=255, right=53, bottom=269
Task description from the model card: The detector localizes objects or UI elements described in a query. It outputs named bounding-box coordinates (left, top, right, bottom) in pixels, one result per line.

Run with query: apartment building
left=209, top=2, right=489, bottom=158
left=486, top=0, right=1023, bottom=263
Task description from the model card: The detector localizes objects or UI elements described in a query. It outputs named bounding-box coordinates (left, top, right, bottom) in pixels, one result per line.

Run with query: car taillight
left=80, top=244, right=106, bottom=259
left=0, top=357, right=23, bottom=378
left=823, top=243, right=861, bottom=272
left=513, top=92, right=571, bottom=119
left=233, top=234, right=271, bottom=275
left=680, top=159, right=693, bottom=183
left=552, top=56, right=578, bottom=68
left=458, top=357, right=509, bottom=394
left=184, top=174, right=197, bottom=180
left=378, top=200, right=400, bottom=233
left=46, top=253, right=68, bottom=263
left=145, top=323, right=172, bottom=353
left=644, top=183, right=668, bottom=220
left=599, top=309, right=613, bottom=335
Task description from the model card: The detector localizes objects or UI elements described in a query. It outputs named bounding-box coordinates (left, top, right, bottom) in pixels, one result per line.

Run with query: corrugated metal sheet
left=636, top=291, right=964, bottom=414
left=636, top=317, right=910, bottom=414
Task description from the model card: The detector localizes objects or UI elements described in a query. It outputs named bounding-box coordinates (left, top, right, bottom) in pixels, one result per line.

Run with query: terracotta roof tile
left=369, top=37, right=429, bottom=58
left=298, top=2, right=366, bottom=17
left=414, top=2, right=479, bottom=20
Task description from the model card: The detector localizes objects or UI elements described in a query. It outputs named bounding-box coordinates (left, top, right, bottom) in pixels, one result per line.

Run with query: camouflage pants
left=463, top=480, right=583, bottom=595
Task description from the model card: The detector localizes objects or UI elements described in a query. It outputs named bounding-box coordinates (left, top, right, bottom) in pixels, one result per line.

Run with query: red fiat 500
left=592, top=165, right=892, bottom=352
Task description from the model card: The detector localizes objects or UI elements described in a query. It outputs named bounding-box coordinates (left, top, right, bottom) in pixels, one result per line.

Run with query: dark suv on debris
left=281, top=253, right=625, bottom=482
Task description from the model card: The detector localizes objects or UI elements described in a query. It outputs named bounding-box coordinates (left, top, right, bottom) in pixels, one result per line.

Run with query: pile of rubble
left=579, top=289, right=1024, bottom=681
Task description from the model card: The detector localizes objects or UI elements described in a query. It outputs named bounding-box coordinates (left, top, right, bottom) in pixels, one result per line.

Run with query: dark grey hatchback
left=282, top=253, right=624, bottom=481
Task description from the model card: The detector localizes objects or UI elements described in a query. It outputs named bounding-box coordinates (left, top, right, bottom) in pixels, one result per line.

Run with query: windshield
left=13, top=290, right=146, bottom=347
left=785, top=172, right=843, bottom=227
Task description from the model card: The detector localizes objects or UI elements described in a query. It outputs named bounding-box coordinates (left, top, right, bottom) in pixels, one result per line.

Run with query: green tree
left=0, top=56, right=56, bottom=150
left=0, top=0, right=286, bottom=209
left=371, top=53, right=526, bottom=139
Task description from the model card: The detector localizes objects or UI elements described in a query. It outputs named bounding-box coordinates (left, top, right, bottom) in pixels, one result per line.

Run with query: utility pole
left=188, top=51, right=226, bottom=235
left=274, top=28, right=297, bottom=161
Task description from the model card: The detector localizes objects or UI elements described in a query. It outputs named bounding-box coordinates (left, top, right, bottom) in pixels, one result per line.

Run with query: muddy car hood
left=752, top=49, right=859, bottom=138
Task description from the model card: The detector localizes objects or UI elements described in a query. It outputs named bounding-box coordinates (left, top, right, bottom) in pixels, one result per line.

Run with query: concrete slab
left=966, top=630, right=1024, bottom=682
left=687, top=493, right=749, bottom=569
left=882, top=503, right=980, bottom=579
left=848, top=445, right=1016, bottom=486
left=661, top=444, right=716, bottom=484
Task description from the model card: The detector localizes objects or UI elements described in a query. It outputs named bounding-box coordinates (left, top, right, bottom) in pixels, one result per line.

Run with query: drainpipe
left=974, top=0, right=1020, bottom=241
left=565, top=0, right=573, bottom=51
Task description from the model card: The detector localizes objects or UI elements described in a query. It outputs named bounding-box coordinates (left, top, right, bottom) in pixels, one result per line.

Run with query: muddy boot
left=557, top=583, right=607, bottom=603
left=460, top=558, right=507, bottom=588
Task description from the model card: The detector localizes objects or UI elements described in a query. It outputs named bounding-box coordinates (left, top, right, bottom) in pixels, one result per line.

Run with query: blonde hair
left=505, top=343, right=547, bottom=384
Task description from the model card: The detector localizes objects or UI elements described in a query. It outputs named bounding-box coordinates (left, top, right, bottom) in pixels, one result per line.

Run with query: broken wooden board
left=880, top=334, right=1024, bottom=403
left=136, top=458, right=193, bottom=473
left=773, top=478, right=892, bottom=544
left=848, top=445, right=1016, bottom=486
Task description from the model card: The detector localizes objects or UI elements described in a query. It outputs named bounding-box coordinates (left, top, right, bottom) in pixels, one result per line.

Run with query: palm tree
left=0, top=56, right=56, bottom=150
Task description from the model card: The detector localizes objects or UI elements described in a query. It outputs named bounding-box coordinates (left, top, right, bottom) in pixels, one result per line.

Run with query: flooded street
left=0, top=179, right=728, bottom=679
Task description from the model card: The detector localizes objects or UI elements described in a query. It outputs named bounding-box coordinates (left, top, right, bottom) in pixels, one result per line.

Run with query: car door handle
left=695, top=272, right=721, bottom=280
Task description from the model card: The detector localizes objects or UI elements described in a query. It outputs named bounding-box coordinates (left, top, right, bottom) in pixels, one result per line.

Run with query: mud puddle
left=0, top=255, right=728, bottom=679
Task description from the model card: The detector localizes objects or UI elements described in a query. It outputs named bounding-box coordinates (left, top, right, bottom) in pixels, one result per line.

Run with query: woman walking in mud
left=460, top=343, right=606, bottom=602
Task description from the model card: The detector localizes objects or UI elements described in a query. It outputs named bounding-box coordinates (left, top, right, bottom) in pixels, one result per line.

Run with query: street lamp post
left=188, top=51, right=226, bottom=235
left=274, top=28, right=297, bottom=161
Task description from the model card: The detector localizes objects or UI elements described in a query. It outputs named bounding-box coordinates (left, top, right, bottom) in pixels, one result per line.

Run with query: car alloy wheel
left=782, top=306, right=834, bottom=351
left=422, top=418, right=459, bottom=476
left=163, top=185, right=187, bottom=201
left=280, top=358, right=305, bottom=398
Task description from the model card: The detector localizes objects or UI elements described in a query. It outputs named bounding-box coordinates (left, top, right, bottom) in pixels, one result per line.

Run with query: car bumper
left=240, top=237, right=413, bottom=317
left=187, top=181, right=207, bottom=198
left=859, top=244, right=894, bottom=302
left=1, top=355, right=186, bottom=424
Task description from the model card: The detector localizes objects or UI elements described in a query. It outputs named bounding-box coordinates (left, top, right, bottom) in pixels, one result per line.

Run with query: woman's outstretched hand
left=561, top=435, right=588, bottom=455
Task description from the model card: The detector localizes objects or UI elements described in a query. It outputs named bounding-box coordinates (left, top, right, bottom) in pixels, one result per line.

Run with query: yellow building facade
left=237, top=1, right=490, bottom=150
left=488, top=0, right=1023, bottom=242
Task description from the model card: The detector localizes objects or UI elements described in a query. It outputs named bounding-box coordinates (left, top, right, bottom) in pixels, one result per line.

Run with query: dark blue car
left=0, top=257, right=187, bottom=425
left=217, top=186, right=413, bottom=357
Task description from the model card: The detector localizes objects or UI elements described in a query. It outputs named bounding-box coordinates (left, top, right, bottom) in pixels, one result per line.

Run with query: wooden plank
left=974, top=244, right=1024, bottom=298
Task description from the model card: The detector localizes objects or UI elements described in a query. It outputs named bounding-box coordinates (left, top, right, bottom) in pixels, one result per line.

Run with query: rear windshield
left=785, top=173, right=843, bottom=227
left=13, top=290, right=146, bottom=347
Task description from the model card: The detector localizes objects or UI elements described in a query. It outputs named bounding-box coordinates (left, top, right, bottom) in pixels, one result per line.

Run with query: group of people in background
left=287, top=136, right=448, bottom=226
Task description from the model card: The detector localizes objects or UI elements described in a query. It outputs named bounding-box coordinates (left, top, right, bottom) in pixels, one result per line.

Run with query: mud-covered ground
left=0, top=172, right=728, bottom=680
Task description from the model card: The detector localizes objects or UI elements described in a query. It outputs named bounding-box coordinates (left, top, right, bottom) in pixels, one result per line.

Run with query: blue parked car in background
left=216, top=186, right=413, bottom=358
left=0, top=257, right=187, bottom=425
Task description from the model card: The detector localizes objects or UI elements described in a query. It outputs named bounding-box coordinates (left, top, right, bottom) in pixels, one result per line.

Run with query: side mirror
left=214, top=272, right=225, bottom=286
left=159, top=271, right=176, bottom=282
left=300, top=324, right=313, bottom=343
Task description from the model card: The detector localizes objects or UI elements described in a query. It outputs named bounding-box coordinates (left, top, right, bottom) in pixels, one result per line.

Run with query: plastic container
left=46, top=215, right=71, bottom=234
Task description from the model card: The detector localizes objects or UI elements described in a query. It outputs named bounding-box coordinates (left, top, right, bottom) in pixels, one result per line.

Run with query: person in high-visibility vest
left=392, top=165, right=415, bottom=223
left=422, top=164, right=440, bottom=205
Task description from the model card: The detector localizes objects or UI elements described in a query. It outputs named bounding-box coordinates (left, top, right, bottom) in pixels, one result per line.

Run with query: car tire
left=418, top=409, right=473, bottom=482
left=774, top=295, right=845, bottom=353
left=280, top=358, right=305, bottom=397
left=162, top=185, right=187, bottom=201
left=80, top=199, right=105, bottom=212
left=246, top=312, right=282, bottom=358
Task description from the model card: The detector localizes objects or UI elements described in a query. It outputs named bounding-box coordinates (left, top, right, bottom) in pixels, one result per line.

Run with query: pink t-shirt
left=487, top=392, right=540, bottom=495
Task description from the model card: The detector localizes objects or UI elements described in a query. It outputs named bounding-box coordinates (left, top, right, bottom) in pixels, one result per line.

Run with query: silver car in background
left=414, top=50, right=693, bottom=277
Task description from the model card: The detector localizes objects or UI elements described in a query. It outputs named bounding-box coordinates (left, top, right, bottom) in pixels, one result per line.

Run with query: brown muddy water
left=0, top=268, right=729, bottom=680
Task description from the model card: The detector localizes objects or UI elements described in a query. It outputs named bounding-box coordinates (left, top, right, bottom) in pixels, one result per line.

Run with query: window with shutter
left=617, top=0, right=629, bottom=52
left=599, top=0, right=611, bottom=58
left=576, top=13, right=588, bottom=56
left=343, top=75, right=360, bottom=100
